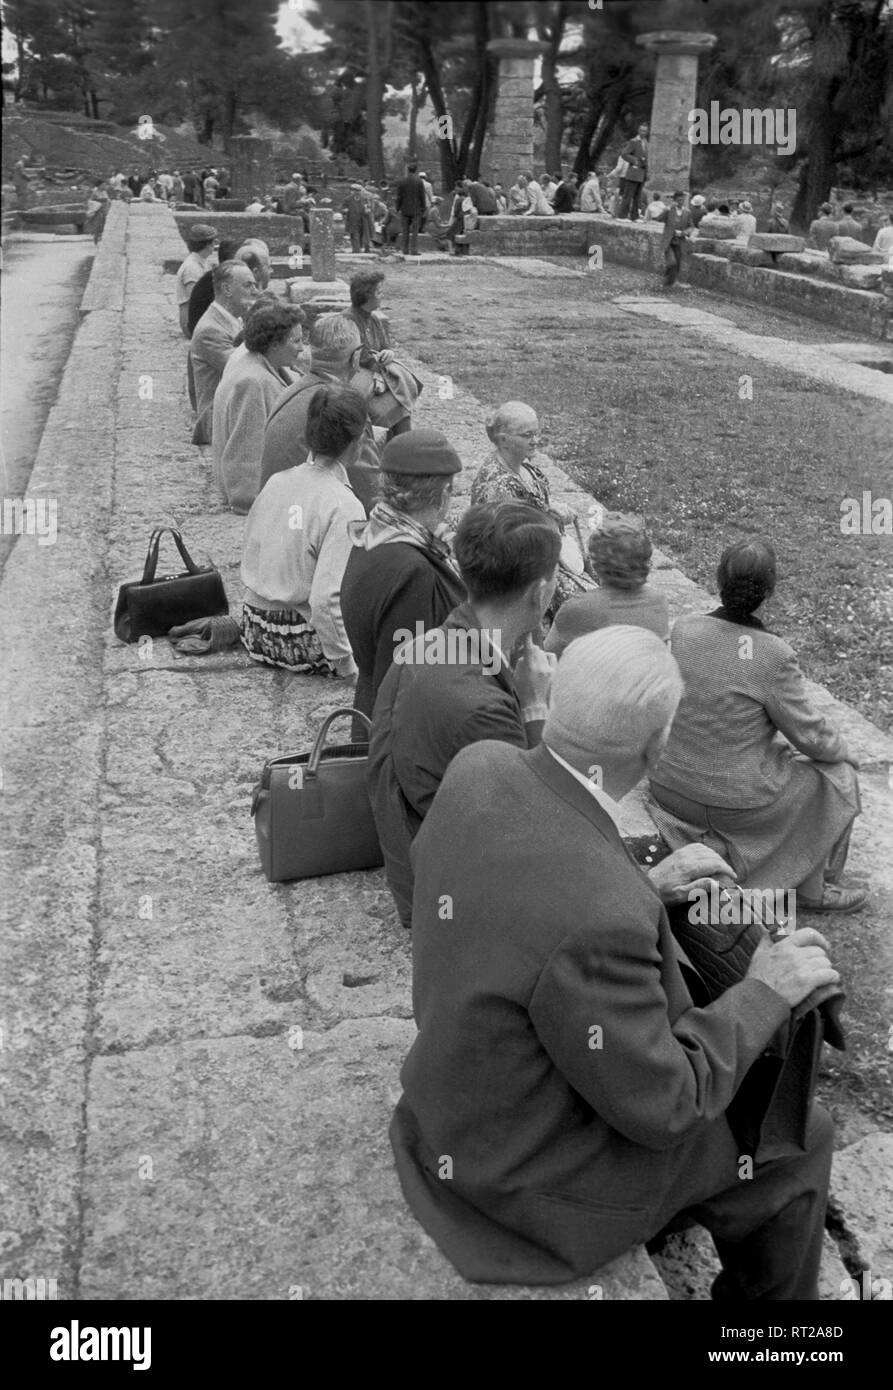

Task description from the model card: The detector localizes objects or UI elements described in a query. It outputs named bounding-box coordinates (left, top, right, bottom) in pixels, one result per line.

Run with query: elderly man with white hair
left=391, top=625, right=838, bottom=1297
left=259, top=312, right=379, bottom=510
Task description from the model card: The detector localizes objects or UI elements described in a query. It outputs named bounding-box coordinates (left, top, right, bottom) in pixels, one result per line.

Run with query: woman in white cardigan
left=240, top=384, right=367, bottom=676
left=212, top=300, right=306, bottom=514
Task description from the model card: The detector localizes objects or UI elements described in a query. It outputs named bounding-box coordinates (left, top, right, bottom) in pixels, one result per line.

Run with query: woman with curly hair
left=212, top=300, right=306, bottom=513
left=648, top=538, right=866, bottom=914
left=545, top=512, right=669, bottom=657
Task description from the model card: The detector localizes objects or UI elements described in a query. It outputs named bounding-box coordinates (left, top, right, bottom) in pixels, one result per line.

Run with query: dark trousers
left=663, top=241, right=683, bottom=286
left=618, top=178, right=645, bottom=221
left=401, top=212, right=422, bottom=255
left=651, top=1104, right=834, bottom=1300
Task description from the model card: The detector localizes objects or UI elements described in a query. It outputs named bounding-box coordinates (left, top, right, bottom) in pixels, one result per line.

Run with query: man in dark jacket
left=367, top=501, right=560, bottom=926
left=396, top=161, right=427, bottom=255
left=552, top=173, right=578, bottom=213
left=657, top=190, right=692, bottom=288
left=341, top=431, right=467, bottom=732
left=619, top=123, right=649, bottom=221
left=391, top=625, right=838, bottom=1294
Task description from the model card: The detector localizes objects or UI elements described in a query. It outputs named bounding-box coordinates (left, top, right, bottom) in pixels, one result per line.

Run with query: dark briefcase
left=251, top=709, right=384, bottom=883
left=114, top=527, right=229, bottom=643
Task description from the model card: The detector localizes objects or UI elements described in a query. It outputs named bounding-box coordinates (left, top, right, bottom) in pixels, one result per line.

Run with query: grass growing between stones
left=384, top=259, right=893, bottom=734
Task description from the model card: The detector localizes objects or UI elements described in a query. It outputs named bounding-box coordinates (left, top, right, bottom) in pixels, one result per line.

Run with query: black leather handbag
left=251, top=709, right=384, bottom=883
left=114, top=528, right=229, bottom=643
left=667, top=879, right=845, bottom=1162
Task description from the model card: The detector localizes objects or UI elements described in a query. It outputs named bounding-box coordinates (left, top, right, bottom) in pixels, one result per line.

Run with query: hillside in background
left=1, top=108, right=215, bottom=181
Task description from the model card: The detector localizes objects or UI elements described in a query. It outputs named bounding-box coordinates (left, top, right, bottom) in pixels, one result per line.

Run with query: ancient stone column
left=227, top=135, right=274, bottom=198
left=310, top=208, right=336, bottom=282
left=636, top=31, right=717, bottom=197
left=485, top=37, right=550, bottom=186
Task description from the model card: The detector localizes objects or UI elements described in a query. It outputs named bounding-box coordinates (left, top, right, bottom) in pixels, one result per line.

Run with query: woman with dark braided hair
left=647, top=538, right=866, bottom=914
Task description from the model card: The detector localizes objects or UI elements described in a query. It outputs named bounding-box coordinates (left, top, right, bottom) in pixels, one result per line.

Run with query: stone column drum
left=310, top=208, right=336, bottom=282
left=636, top=31, right=717, bottom=198
left=227, top=135, right=275, bottom=199
left=485, top=37, right=549, bottom=186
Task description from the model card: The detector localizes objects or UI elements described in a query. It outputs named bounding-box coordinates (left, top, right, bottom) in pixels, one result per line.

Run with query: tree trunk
left=457, top=1, right=490, bottom=177
left=222, top=88, right=238, bottom=143
left=539, top=2, right=567, bottom=175
left=418, top=34, right=459, bottom=189
left=789, top=4, right=842, bottom=231
left=468, top=49, right=496, bottom=179
left=408, top=78, right=426, bottom=159
left=364, top=0, right=386, bottom=181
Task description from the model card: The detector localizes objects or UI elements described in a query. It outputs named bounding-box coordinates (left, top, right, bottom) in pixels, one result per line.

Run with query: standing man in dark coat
left=618, top=123, right=649, bottom=221
left=396, top=161, right=427, bottom=256
left=367, top=501, right=560, bottom=926
left=391, top=625, right=838, bottom=1294
left=657, top=190, right=692, bottom=288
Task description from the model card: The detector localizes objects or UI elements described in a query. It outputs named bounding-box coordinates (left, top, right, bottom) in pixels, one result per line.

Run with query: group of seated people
left=173, top=243, right=867, bottom=1294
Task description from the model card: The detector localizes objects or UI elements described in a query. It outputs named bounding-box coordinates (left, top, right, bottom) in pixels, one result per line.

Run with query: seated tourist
left=212, top=301, right=306, bottom=514
left=523, top=173, right=554, bottom=217
left=734, top=200, right=757, bottom=238
left=341, top=430, right=467, bottom=730
left=545, top=513, right=669, bottom=656
left=507, top=176, right=529, bottom=214
left=649, top=538, right=866, bottom=914
left=835, top=202, right=863, bottom=240
left=579, top=169, right=606, bottom=215
left=259, top=313, right=380, bottom=511
left=643, top=190, right=668, bottom=222
left=873, top=213, right=893, bottom=260
left=766, top=201, right=789, bottom=234
left=551, top=173, right=578, bottom=214
left=391, top=623, right=838, bottom=1295
left=471, top=401, right=594, bottom=620
left=189, top=260, right=259, bottom=445
left=689, top=194, right=708, bottom=227
left=239, top=384, right=367, bottom=675
left=367, top=501, right=560, bottom=926
left=343, top=270, right=422, bottom=438
left=808, top=203, right=838, bottom=250
left=176, top=224, right=218, bottom=338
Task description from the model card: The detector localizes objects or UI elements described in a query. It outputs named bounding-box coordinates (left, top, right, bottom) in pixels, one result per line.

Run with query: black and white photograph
left=1, top=0, right=891, bottom=1356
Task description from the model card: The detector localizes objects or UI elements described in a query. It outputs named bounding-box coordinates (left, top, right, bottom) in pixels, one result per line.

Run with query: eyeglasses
left=509, top=429, right=539, bottom=439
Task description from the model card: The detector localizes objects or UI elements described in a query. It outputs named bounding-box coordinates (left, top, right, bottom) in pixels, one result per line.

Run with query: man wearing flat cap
left=391, top=626, right=838, bottom=1297
left=342, top=182, right=373, bottom=253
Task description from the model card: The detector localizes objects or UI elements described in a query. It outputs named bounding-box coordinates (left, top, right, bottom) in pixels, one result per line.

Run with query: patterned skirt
left=240, top=602, right=336, bottom=675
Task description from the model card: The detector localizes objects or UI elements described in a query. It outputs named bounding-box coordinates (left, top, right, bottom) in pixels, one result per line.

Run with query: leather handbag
left=114, top=528, right=229, bottom=643
left=667, top=879, right=845, bottom=1162
left=251, top=709, right=384, bottom=883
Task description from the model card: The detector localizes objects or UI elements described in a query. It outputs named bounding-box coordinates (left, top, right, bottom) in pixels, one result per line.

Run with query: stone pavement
left=2, top=203, right=890, bottom=1301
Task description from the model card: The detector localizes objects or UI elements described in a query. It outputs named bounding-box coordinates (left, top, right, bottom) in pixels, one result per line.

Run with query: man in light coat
left=188, top=260, right=258, bottom=445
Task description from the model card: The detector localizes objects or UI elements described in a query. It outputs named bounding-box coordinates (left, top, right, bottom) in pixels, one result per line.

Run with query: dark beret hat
left=380, top=429, right=462, bottom=476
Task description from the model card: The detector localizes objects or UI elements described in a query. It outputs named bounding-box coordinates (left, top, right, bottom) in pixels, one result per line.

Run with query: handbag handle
left=141, top=527, right=203, bottom=583
left=306, top=708, right=372, bottom=777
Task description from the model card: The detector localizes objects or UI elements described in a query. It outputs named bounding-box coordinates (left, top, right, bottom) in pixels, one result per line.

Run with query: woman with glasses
left=470, top=400, right=594, bottom=621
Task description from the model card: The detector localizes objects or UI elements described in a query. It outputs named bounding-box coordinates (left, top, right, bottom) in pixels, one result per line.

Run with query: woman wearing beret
left=341, top=430, right=466, bottom=734
left=648, top=538, right=866, bottom=913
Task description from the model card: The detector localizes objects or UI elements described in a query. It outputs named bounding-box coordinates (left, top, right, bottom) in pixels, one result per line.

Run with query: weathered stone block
left=696, top=219, right=737, bottom=240
left=777, top=251, right=829, bottom=276
left=839, top=263, right=884, bottom=291
left=831, top=1134, right=893, bottom=1285
left=749, top=232, right=806, bottom=253
left=725, top=243, right=774, bottom=268
left=829, top=235, right=885, bottom=265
